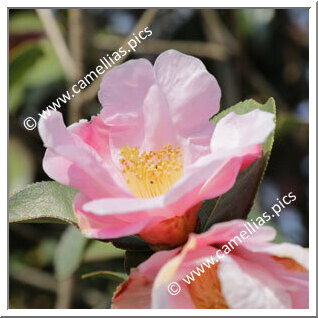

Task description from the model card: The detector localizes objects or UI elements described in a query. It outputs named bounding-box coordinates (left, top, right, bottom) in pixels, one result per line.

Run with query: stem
left=36, top=9, right=76, bottom=81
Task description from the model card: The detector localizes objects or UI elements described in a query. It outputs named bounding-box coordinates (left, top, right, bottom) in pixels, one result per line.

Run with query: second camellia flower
left=112, top=220, right=309, bottom=309
left=39, top=50, right=275, bottom=247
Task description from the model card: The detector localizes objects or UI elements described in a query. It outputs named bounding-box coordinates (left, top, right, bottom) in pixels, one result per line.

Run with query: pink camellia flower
left=39, top=50, right=275, bottom=247
left=112, top=220, right=309, bottom=309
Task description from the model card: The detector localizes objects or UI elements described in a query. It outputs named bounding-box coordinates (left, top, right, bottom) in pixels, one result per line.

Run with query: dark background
left=9, top=8, right=309, bottom=308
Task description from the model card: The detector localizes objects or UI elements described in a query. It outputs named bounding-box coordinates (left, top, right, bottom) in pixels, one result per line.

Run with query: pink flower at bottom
left=39, top=50, right=275, bottom=247
left=112, top=220, right=309, bottom=309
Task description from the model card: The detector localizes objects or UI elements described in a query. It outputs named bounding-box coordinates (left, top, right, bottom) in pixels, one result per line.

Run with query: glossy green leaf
left=9, top=181, right=78, bottom=226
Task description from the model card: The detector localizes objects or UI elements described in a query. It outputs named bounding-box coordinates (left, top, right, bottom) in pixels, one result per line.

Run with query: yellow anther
left=119, top=144, right=183, bottom=198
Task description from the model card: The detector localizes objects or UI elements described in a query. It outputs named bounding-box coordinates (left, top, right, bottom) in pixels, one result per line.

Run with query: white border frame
left=3, top=1, right=316, bottom=316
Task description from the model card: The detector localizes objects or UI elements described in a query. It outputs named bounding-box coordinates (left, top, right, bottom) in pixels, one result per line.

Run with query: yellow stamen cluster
left=120, top=144, right=183, bottom=198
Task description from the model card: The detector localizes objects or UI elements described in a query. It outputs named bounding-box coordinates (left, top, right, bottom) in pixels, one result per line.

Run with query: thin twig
left=199, top=9, right=241, bottom=106
left=200, top=9, right=288, bottom=109
left=36, top=9, right=76, bottom=81
left=55, top=275, right=74, bottom=309
left=10, top=264, right=57, bottom=292
left=94, top=35, right=230, bottom=61
left=68, top=9, right=84, bottom=78
left=200, top=9, right=240, bottom=53
left=68, top=9, right=85, bottom=123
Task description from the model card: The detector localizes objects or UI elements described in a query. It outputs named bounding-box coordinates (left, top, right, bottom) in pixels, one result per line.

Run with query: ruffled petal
left=38, top=112, right=129, bottom=199
left=210, top=109, right=275, bottom=154
left=154, top=50, right=221, bottom=165
left=152, top=237, right=198, bottom=308
left=218, top=256, right=292, bottom=308
left=98, top=58, right=178, bottom=167
left=74, top=193, right=154, bottom=239
left=68, top=116, right=126, bottom=188
left=142, top=84, right=176, bottom=151
left=193, top=219, right=276, bottom=249
left=258, top=242, right=309, bottom=270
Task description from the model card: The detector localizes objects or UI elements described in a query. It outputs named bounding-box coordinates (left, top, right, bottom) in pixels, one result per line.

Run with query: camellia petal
left=39, top=49, right=275, bottom=247
left=112, top=220, right=309, bottom=309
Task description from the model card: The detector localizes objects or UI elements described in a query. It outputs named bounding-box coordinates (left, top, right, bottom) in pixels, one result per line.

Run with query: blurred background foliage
left=9, top=8, right=309, bottom=308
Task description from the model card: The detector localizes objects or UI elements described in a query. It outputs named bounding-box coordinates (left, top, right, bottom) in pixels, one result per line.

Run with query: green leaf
left=81, top=270, right=128, bottom=282
left=83, top=241, right=125, bottom=263
left=124, top=250, right=154, bottom=274
left=9, top=81, right=25, bottom=114
left=9, top=11, right=43, bottom=34
left=9, top=42, right=44, bottom=86
left=9, top=181, right=78, bottom=226
left=9, top=40, right=65, bottom=114
left=9, top=137, right=35, bottom=195
left=198, top=98, right=276, bottom=231
left=211, top=97, right=275, bottom=121
left=23, top=41, right=65, bottom=86
left=54, top=226, right=87, bottom=280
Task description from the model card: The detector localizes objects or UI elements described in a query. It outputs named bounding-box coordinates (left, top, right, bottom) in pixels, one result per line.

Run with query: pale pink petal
left=142, top=84, right=176, bottom=151
left=197, top=157, right=243, bottom=200
left=82, top=107, right=275, bottom=236
left=230, top=245, right=309, bottom=309
left=194, top=109, right=274, bottom=200
left=193, top=220, right=277, bottom=249
left=238, top=144, right=262, bottom=171
left=68, top=116, right=127, bottom=188
left=98, top=58, right=154, bottom=122
left=83, top=196, right=165, bottom=217
left=210, top=109, right=275, bottom=154
left=139, top=248, right=181, bottom=276
left=68, top=117, right=109, bottom=158
left=38, top=112, right=129, bottom=199
left=74, top=193, right=155, bottom=239
left=259, top=243, right=309, bottom=270
left=154, top=50, right=221, bottom=165
left=98, top=59, right=153, bottom=164
left=279, top=275, right=309, bottom=309
left=98, top=58, right=178, bottom=166
left=218, top=256, right=292, bottom=308
left=81, top=148, right=264, bottom=236
left=152, top=237, right=198, bottom=308
left=112, top=270, right=152, bottom=309
left=112, top=219, right=308, bottom=309
left=81, top=152, right=236, bottom=226
left=43, top=149, right=110, bottom=199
